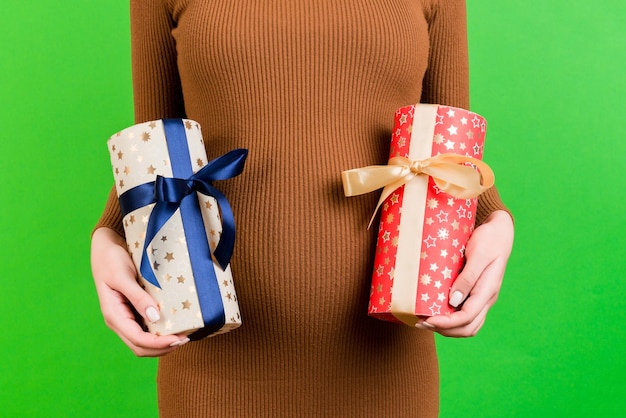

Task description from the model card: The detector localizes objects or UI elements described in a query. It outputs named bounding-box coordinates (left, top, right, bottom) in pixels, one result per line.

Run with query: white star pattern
left=424, top=235, right=437, bottom=248
left=367, top=105, right=485, bottom=320
left=429, top=303, right=442, bottom=316
left=441, top=267, right=453, bottom=280
left=436, top=210, right=449, bottom=223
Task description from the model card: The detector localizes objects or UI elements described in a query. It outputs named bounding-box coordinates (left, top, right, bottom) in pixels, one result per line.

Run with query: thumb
left=120, top=275, right=162, bottom=324
left=92, top=228, right=162, bottom=325
left=448, top=247, right=485, bottom=308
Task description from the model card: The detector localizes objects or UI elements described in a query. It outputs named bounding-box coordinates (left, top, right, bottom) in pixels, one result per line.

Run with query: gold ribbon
left=342, top=153, right=495, bottom=227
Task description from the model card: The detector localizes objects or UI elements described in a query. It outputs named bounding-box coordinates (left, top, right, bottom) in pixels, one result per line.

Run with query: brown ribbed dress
left=95, top=0, right=508, bottom=416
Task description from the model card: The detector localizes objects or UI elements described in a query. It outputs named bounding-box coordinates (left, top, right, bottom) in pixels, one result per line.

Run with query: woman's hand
left=417, top=210, right=514, bottom=337
left=91, top=227, right=190, bottom=356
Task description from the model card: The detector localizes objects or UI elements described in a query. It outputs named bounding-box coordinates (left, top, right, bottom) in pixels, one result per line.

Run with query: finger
left=97, top=248, right=164, bottom=326
left=429, top=303, right=491, bottom=338
left=427, top=273, right=497, bottom=330
left=448, top=247, right=494, bottom=309
left=120, top=324, right=190, bottom=357
left=96, top=281, right=188, bottom=355
left=91, top=228, right=189, bottom=355
left=117, top=331, right=186, bottom=357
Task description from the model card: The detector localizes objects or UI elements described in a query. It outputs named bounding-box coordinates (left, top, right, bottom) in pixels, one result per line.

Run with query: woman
left=92, top=0, right=514, bottom=416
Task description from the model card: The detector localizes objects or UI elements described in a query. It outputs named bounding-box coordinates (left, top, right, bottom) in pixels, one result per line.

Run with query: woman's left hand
left=417, top=210, right=514, bottom=337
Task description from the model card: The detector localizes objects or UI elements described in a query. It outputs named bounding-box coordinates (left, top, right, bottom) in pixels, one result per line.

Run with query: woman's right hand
left=90, top=227, right=190, bottom=356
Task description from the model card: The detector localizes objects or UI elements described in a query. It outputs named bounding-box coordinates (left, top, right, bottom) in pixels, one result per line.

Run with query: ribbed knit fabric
left=95, top=0, right=509, bottom=416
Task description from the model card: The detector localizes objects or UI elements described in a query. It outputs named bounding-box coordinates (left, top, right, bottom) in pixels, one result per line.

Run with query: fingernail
left=146, top=306, right=160, bottom=323
left=169, top=338, right=190, bottom=347
left=415, top=321, right=435, bottom=329
left=449, top=291, right=464, bottom=308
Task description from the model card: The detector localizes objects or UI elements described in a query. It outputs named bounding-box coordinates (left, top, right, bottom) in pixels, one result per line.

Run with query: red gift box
left=342, top=104, right=494, bottom=326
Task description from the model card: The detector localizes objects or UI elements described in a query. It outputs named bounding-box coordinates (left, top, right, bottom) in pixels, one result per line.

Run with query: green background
left=1, top=1, right=624, bottom=416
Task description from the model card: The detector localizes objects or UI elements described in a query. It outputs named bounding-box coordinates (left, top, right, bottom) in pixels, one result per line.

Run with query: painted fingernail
left=415, top=321, right=435, bottom=329
left=449, top=291, right=464, bottom=308
left=146, top=306, right=160, bottom=323
left=169, top=338, right=190, bottom=347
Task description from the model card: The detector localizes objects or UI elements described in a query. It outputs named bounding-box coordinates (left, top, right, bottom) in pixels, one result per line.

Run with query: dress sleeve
left=93, top=0, right=185, bottom=236
left=422, top=0, right=511, bottom=225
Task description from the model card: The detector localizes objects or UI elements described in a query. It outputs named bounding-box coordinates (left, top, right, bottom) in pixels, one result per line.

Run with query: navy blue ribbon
left=117, top=119, right=247, bottom=335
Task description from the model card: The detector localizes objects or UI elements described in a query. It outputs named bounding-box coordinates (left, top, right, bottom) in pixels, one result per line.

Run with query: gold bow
left=342, top=153, right=495, bottom=227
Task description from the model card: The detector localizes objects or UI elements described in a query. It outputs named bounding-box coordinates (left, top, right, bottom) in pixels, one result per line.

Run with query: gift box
left=342, top=104, right=494, bottom=326
left=108, top=119, right=247, bottom=339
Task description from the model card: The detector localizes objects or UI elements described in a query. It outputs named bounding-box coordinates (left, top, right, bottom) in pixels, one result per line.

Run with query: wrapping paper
left=108, top=119, right=246, bottom=339
left=342, top=104, right=493, bottom=326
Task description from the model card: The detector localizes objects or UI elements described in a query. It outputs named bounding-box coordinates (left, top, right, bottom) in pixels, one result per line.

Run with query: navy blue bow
left=118, top=121, right=248, bottom=288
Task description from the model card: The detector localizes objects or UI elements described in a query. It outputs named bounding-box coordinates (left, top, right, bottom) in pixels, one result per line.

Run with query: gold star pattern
left=108, top=119, right=245, bottom=336
left=366, top=105, right=485, bottom=320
